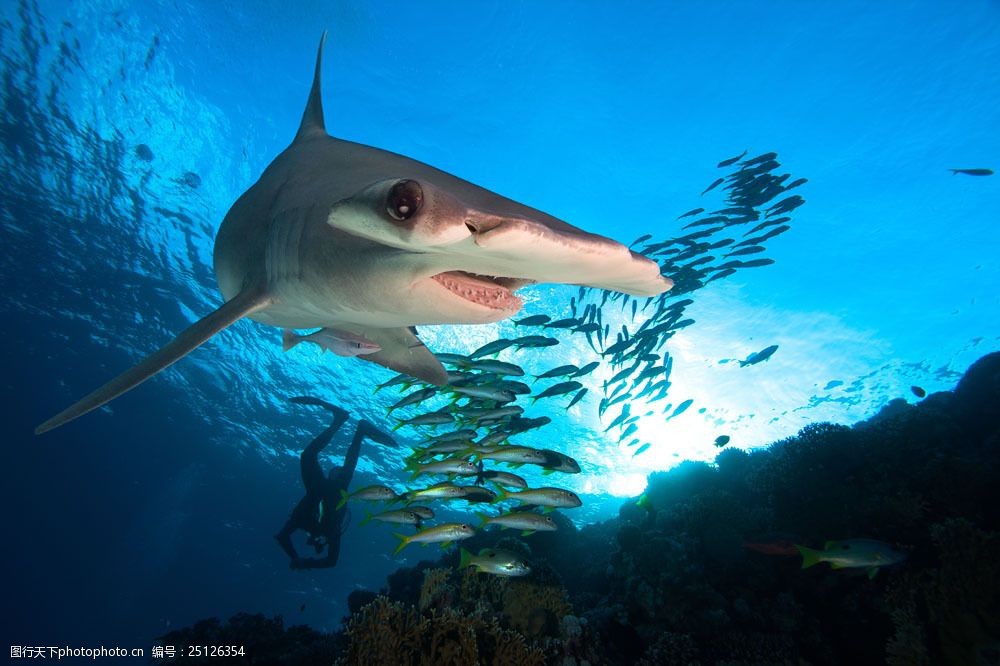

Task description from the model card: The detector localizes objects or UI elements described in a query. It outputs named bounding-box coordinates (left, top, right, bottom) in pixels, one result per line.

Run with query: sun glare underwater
left=2, top=1, right=999, bottom=664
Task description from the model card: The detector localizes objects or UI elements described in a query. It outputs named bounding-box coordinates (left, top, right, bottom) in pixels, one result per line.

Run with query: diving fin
left=36, top=287, right=272, bottom=434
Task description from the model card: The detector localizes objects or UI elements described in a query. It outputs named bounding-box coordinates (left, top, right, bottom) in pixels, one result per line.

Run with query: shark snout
left=456, top=211, right=671, bottom=297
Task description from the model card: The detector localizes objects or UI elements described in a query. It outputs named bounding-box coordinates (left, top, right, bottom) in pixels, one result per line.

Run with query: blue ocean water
left=1, top=0, right=998, bottom=657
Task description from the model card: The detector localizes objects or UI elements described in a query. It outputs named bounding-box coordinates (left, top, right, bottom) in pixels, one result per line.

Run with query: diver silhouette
left=274, top=396, right=396, bottom=569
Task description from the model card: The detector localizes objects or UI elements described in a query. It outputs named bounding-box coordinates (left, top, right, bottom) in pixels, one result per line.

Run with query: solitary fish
left=511, top=335, right=560, bottom=349
left=531, top=381, right=583, bottom=404
left=534, top=364, right=580, bottom=381
left=469, top=359, right=525, bottom=376
left=359, top=509, right=426, bottom=528
left=797, top=539, right=907, bottom=578
left=478, top=511, right=558, bottom=533
left=282, top=328, right=381, bottom=357
left=565, top=387, right=588, bottom=410
left=717, top=150, right=747, bottom=168
left=677, top=207, right=705, bottom=219
left=473, top=446, right=549, bottom=465
left=407, top=458, right=479, bottom=481
left=393, top=523, right=475, bottom=555
left=571, top=361, right=600, bottom=378
left=469, top=339, right=515, bottom=359
left=393, top=410, right=454, bottom=430
left=629, top=233, right=653, bottom=248
left=949, top=168, right=993, bottom=176
left=543, top=318, right=582, bottom=329
left=387, top=387, right=438, bottom=414
left=668, top=399, right=693, bottom=419
left=911, top=386, right=926, bottom=398
left=513, top=314, right=551, bottom=327
left=739, top=344, right=779, bottom=367
left=478, top=470, right=528, bottom=489
left=336, top=485, right=399, bottom=510
left=459, top=405, right=524, bottom=423
left=702, top=177, right=725, bottom=195
left=401, top=482, right=470, bottom=503
left=448, top=381, right=515, bottom=403
left=35, top=33, right=671, bottom=435
left=714, top=435, right=730, bottom=448
left=409, top=440, right=472, bottom=462
left=459, top=485, right=499, bottom=504
left=459, top=548, right=531, bottom=577
left=495, top=486, right=582, bottom=509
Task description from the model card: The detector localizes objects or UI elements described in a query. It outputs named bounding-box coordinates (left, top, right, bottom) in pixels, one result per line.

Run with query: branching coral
left=885, top=585, right=930, bottom=666
left=638, top=631, right=700, bottom=665
left=158, top=612, right=339, bottom=665
left=923, top=519, right=1000, bottom=664
left=456, top=567, right=571, bottom=639
left=885, top=519, right=1000, bottom=666
left=337, top=596, right=545, bottom=666
left=419, top=567, right=455, bottom=612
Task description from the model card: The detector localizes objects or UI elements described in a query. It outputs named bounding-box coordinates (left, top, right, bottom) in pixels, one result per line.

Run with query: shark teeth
left=431, top=271, right=525, bottom=310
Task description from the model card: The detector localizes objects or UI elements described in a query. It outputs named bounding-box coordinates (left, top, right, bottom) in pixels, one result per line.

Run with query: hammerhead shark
left=35, top=34, right=671, bottom=435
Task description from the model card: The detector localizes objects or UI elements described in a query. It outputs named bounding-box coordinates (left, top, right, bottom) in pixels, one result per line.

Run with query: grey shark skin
left=36, top=33, right=671, bottom=435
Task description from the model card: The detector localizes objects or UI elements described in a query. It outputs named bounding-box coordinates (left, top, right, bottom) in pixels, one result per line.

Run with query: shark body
left=36, top=34, right=671, bottom=435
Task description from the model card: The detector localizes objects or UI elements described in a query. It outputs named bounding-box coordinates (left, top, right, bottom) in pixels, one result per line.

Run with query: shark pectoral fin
left=355, top=327, right=448, bottom=386
left=35, top=287, right=272, bottom=435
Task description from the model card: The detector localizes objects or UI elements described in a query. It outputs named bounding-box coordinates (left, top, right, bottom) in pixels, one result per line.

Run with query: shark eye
left=387, top=179, right=423, bottom=221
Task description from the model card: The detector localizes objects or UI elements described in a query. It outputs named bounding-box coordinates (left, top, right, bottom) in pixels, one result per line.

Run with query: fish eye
left=386, top=179, right=423, bottom=221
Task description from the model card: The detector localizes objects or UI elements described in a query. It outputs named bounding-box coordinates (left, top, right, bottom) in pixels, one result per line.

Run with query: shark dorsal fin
left=294, top=31, right=328, bottom=143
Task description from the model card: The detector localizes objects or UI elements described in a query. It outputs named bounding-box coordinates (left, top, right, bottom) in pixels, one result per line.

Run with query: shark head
left=312, top=170, right=670, bottom=325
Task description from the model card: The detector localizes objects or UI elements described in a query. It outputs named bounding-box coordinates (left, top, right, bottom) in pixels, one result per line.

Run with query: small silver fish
left=282, top=328, right=380, bottom=357
left=459, top=547, right=531, bottom=577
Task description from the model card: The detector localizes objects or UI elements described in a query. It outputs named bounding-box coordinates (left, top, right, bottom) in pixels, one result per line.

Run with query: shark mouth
left=431, top=271, right=530, bottom=310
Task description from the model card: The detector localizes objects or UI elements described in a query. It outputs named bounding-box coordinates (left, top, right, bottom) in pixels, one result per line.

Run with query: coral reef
left=886, top=518, right=1000, bottom=666
left=157, top=612, right=340, bottom=665
left=458, top=567, right=572, bottom=639
left=162, top=352, right=1000, bottom=664
left=336, top=596, right=545, bottom=666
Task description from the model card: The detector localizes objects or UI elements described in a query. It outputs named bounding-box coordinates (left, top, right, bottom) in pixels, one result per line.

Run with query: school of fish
left=321, top=151, right=810, bottom=568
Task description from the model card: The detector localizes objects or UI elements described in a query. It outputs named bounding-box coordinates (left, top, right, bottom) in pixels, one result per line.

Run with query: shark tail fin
left=294, top=32, right=328, bottom=143
left=282, top=329, right=302, bottom=352
left=35, top=287, right=271, bottom=435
